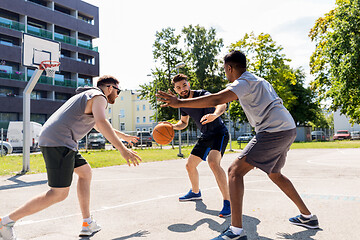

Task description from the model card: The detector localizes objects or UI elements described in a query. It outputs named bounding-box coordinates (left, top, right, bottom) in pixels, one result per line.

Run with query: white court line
left=16, top=179, right=267, bottom=226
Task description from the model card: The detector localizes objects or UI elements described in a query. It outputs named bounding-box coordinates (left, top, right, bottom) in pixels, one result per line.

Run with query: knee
left=207, top=160, right=219, bottom=170
left=185, top=162, right=196, bottom=171
left=268, top=173, right=283, bottom=183
left=77, top=167, right=92, bottom=181
left=228, top=164, right=241, bottom=178
left=50, top=189, right=69, bottom=202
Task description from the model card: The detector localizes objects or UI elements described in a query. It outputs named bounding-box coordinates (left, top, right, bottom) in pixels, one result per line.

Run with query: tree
left=182, top=25, right=226, bottom=92
left=309, top=0, right=360, bottom=124
left=228, top=32, right=323, bottom=126
left=140, top=27, right=185, bottom=121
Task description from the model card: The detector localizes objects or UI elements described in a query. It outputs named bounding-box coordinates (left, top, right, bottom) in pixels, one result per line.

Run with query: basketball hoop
left=40, top=60, right=60, bottom=78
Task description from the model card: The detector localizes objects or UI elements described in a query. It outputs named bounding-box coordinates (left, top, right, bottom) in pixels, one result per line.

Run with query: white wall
left=333, top=110, right=360, bottom=132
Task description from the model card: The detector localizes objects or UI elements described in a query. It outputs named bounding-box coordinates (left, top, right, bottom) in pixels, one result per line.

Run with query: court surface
left=0, top=148, right=359, bottom=239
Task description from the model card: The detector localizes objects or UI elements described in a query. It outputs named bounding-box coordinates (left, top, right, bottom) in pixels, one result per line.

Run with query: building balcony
left=0, top=17, right=98, bottom=52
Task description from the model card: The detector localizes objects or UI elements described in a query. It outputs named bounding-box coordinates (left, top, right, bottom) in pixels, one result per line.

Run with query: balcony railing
left=0, top=17, right=25, bottom=31
left=0, top=71, right=26, bottom=81
left=0, top=17, right=98, bottom=52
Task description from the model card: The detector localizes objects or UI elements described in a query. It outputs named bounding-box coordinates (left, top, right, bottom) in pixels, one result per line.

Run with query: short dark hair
left=96, top=75, right=119, bottom=87
left=171, top=74, right=188, bottom=86
left=224, top=50, right=247, bottom=69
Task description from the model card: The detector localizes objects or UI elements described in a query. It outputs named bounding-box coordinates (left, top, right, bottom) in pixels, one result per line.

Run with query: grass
left=0, top=140, right=359, bottom=176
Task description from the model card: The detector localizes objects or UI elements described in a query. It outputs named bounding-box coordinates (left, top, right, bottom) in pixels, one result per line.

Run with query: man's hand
left=119, top=148, right=142, bottom=166
left=123, top=134, right=139, bottom=146
left=200, top=113, right=218, bottom=125
left=156, top=90, right=180, bottom=108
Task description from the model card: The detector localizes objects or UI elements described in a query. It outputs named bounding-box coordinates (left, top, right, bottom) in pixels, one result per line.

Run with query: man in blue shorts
left=157, top=51, right=319, bottom=240
left=0, top=75, right=141, bottom=240
left=169, top=74, right=231, bottom=217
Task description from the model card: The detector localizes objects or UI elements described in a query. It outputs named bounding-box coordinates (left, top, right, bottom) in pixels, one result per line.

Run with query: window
left=119, top=109, right=125, bottom=118
left=136, top=117, right=140, bottom=123
left=55, top=92, right=71, bottom=101
left=120, top=96, right=124, bottom=101
left=143, top=105, right=146, bottom=111
left=143, top=117, right=146, bottom=123
left=54, top=4, right=71, bottom=15
left=108, top=108, right=111, bottom=114
left=78, top=13, right=94, bottom=25
left=149, top=104, right=152, bottom=110
left=137, top=105, right=139, bottom=111
left=0, top=34, right=19, bottom=47
left=0, top=87, right=17, bottom=97
left=31, top=90, right=47, bottom=100
left=28, top=0, right=48, bottom=7
left=30, top=114, right=46, bottom=124
left=120, top=123, right=125, bottom=131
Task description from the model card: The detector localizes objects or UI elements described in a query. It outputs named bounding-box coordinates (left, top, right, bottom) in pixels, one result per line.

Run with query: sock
left=83, top=217, right=92, bottom=223
left=230, top=226, right=243, bottom=235
left=224, top=200, right=230, bottom=206
left=1, top=216, right=14, bottom=225
left=301, top=213, right=313, bottom=219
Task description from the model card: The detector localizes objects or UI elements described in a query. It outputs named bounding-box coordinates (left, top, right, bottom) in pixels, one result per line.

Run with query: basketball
left=152, top=122, right=175, bottom=145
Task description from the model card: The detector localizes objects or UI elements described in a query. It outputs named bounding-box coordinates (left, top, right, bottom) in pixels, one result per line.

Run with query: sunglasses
left=107, top=85, right=121, bottom=95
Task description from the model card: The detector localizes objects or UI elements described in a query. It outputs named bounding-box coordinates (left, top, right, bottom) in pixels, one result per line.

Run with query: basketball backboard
left=22, top=33, right=61, bottom=71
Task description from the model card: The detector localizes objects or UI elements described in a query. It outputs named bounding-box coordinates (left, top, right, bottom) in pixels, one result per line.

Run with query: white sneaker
left=0, top=219, right=17, bottom=240
left=79, top=217, right=101, bottom=236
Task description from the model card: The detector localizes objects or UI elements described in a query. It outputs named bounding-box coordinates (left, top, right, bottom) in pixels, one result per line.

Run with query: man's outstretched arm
left=157, top=89, right=238, bottom=109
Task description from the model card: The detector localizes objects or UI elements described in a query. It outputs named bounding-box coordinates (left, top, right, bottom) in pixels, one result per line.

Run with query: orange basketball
left=152, top=123, right=175, bottom=145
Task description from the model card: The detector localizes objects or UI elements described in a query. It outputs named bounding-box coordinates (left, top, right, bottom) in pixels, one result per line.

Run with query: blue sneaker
left=289, top=214, right=319, bottom=229
left=211, top=227, right=247, bottom=240
left=219, top=200, right=231, bottom=217
left=179, top=189, right=202, bottom=201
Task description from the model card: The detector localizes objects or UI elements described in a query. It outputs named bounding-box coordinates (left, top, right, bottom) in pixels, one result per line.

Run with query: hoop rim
left=39, top=60, right=61, bottom=70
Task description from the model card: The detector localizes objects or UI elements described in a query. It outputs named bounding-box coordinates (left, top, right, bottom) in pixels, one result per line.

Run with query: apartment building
left=106, top=90, right=156, bottom=134
left=0, top=0, right=99, bottom=131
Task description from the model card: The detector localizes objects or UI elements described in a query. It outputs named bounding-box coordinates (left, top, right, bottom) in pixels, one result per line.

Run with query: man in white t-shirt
left=157, top=51, right=318, bottom=240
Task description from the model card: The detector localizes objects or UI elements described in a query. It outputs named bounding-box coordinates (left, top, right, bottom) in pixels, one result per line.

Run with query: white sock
left=1, top=216, right=14, bottom=225
left=301, top=213, right=313, bottom=219
left=83, top=217, right=92, bottom=223
left=230, top=226, right=243, bottom=235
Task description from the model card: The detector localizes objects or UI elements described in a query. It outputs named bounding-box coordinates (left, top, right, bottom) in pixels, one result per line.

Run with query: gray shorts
left=238, top=128, right=296, bottom=174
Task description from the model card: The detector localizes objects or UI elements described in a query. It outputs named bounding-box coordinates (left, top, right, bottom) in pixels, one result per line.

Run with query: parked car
left=333, top=130, right=351, bottom=140
left=87, top=133, right=106, bottom=149
left=350, top=131, right=360, bottom=140
left=121, top=139, right=132, bottom=148
left=134, top=131, right=153, bottom=147
left=311, top=131, right=326, bottom=141
left=7, top=121, right=42, bottom=152
left=237, top=133, right=254, bottom=144
left=0, top=141, right=13, bottom=156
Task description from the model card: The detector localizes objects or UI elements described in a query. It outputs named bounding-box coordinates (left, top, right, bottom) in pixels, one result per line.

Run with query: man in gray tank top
left=0, top=76, right=142, bottom=239
left=157, top=51, right=318, bottom=240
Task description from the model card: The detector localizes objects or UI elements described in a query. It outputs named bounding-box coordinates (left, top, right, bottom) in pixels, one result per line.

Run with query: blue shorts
left=191, top=131, right=229, bottom=161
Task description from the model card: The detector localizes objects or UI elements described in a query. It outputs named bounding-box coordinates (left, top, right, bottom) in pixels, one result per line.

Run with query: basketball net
left=40, top=60, right=60, bottom=78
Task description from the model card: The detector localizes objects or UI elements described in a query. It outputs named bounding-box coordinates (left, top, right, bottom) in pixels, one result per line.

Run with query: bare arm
left=92, top=96, right=141, bottom=166
left=157, top=88, right=238, bottom=109
left=172, top=115, right=189, bottom=130
left=200, top=103, right=227, bottom=125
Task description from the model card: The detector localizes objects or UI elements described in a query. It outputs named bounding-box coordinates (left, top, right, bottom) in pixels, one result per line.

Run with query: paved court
left=0, top=148, right=359, bottom=239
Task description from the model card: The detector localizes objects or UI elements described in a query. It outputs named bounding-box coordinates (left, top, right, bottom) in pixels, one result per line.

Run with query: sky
left=83, top=0, right=335, bottom=90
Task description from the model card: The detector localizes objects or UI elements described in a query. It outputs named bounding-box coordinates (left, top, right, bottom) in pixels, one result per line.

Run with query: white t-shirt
left=226, top=71, right=295, bottom=133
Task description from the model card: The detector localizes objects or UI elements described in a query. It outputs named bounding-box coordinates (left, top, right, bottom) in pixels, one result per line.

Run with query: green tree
left=228, top=32, right=323, bottom=126
left=140, top=27, right=185, bottom=121
left=182, top=25, right=226, bottom=92
left=309, top=0, right=360, bottom=124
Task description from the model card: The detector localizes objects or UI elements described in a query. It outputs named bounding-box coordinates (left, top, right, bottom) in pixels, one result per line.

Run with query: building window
left=143, top=105, right=146, bottom=111
left=143, top=117, right=146, bottom=123
left=78, top=13, right=94, bottom=25
left=121, top=96, right=124, bottom=101
left=55, top=92, right=71, bottom=101
left=136, top=117, right=140, bottom=123
left=109, top=108, right=111, bottom=114
left=119, top=109, right=125, bottom=118
left=149, top=104, right=152, bottom=110
left=31, top=90, right=47, bottom=100
left=137, top=105, right=139, bottom=111
left=120, top=122, right=125, bottom=131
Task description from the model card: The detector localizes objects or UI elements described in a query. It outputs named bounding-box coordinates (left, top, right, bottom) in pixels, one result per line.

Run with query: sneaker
left=219, top=200, right=231, bottom=217
left=289, top=214, right=319, bottom=229
left=79, top=217, right=101, bottom=237
left=0, top=219, right=17, bottom=240
left=211, top=227, right=247, bottom=240
left=179, top=189, right=202, bottom=201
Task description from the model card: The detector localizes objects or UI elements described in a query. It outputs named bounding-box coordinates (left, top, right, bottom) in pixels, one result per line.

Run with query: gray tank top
left=39, top=87, right=107, bottom=151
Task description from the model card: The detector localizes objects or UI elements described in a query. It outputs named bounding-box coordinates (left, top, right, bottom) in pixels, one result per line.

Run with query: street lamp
left=175, top=62, right=185, bottom=157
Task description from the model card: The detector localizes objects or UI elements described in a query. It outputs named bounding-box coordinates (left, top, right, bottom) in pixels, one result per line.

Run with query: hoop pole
left=22, top=68, right=43, bottom=174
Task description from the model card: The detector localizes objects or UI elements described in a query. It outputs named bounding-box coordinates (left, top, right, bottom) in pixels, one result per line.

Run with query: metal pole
left=1, top=128, right=3, bottom=157
left=228, top=103, right=233, bottom=151
left=176, top=67, right=183, bottom=157
left=22, top=68, right=43, bottom=173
